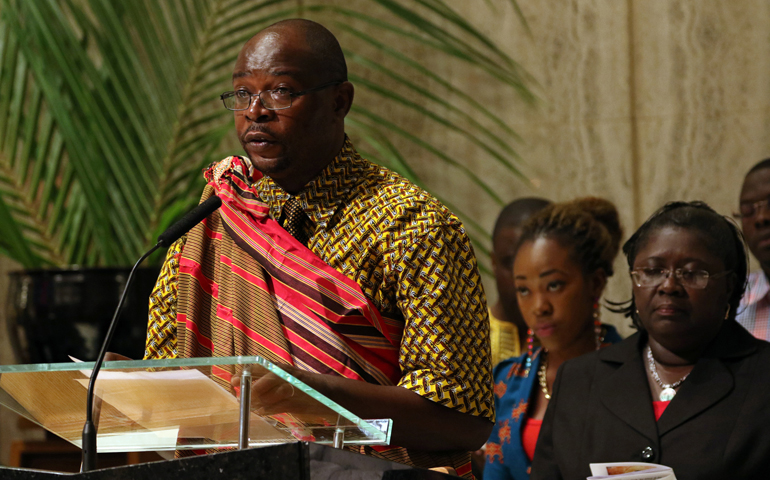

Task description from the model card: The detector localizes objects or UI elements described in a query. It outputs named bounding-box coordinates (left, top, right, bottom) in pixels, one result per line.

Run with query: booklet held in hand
left=588, top=462, right=676, bottom=480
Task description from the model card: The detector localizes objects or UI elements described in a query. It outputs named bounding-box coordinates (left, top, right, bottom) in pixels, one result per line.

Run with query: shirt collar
left=744, top=270, right=770, bottom=306
left=254, top=136, right=368, bottom=229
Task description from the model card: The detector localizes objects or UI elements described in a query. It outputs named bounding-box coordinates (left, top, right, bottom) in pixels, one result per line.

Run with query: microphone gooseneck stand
left=81, top=195, right=222, bottom=472
left=81, top=244, right=160, bottom=472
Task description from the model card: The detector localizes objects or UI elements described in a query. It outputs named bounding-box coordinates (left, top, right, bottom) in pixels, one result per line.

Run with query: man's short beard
left=246, top=153, right=292, bottom=176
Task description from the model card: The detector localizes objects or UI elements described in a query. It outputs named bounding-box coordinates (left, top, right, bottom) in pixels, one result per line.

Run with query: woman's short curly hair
left=616, top=201, right=748, bottom=328
left=516, top=197, right=623, bottom=277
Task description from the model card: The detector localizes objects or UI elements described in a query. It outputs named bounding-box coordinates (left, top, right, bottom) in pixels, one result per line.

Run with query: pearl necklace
left=537, top=355, right=552, bottom=400
left=538, top=326, right=606, bottom=400
left=646, top=346, right=690, bottom=401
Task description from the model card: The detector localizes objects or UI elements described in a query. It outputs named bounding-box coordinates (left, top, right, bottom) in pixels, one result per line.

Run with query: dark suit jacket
left=531, top=321, right=770, bottom=480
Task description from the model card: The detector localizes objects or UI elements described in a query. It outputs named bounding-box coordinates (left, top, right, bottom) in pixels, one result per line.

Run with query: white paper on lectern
left=79, top=367, right=207, bottom=381
left=72, top=361, right=287, bottom=443
left=70, top=356, right=206, bottom=381
left=74, top=369, right=241, bottom=427
left=71, top=427, right=180, bottom=452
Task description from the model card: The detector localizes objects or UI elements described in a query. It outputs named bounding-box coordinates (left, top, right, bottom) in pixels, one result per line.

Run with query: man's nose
left=244, top=95, right=274, bottom=122
left=754, top=202, right=770, bottom=227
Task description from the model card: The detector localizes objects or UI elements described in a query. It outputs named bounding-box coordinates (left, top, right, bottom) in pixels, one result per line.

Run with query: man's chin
left=247, top=154, right=290, bottom=176
left=751, top=242, right=770, bottom=266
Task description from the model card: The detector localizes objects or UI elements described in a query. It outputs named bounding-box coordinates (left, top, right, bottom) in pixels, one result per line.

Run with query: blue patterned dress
left=484, top=325, right=622, bottom=480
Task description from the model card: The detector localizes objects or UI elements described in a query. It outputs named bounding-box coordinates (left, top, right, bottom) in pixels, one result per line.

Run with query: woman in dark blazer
left=531, top=202, right=770, bottom=480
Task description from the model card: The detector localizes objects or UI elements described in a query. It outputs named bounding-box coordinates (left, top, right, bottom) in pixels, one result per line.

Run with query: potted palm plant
left=0, top=0, right=533, bottom=363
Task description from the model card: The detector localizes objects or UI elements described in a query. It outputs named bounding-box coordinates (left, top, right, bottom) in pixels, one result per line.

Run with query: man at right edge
left=736, top=158, right=770, bottom=340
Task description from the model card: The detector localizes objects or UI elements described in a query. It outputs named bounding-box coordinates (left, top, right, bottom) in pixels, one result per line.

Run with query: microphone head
left=157, top=195, right=222, bottom=247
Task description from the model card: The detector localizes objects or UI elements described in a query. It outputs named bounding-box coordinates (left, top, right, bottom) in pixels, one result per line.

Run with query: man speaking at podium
left=143, top=19, right=493, bottom=476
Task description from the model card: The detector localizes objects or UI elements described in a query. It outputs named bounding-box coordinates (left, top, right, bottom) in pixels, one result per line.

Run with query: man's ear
left=333, top=81, right=354, bottom=118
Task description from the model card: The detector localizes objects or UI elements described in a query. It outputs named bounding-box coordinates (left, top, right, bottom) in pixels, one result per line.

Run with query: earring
left=724, top=304, right=731, bottom=320
left=594, top=300, right=603, bottom=350
left=524, top=328, right=535, bottom=376
left=527, top=328, right=535, bottom=356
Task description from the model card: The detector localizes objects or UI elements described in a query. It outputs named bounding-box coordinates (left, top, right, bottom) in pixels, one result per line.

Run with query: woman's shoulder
left=562, top=333, right=641, bottom=377
left=493, top=349, right=542, bottom=383
left=745, top=333, right=770, bottom=368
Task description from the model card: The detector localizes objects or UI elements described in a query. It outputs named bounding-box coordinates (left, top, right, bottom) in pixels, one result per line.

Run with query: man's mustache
left=246, top=125, right=276, bottom=135
left=241, top=124, right=279, bottom=141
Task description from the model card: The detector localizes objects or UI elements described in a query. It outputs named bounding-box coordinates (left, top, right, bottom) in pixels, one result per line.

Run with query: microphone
left=157, top=195, right=223, bottom=247
left=81, top=195, right=222, bottom=472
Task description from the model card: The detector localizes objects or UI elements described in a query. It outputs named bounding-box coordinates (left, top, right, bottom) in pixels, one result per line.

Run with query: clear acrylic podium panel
left=0, top=357, right=392, bottom=453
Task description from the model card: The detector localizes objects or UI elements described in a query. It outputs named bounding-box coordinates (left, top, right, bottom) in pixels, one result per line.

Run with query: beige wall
left=388, top=0, right=770, bottom=337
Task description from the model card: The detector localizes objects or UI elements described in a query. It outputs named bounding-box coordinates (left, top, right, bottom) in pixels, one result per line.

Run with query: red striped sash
left=176, top=156, right=401, bottom=387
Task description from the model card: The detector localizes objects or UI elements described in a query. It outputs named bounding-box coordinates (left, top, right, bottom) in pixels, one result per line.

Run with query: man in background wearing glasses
left=144, top=18, right=493, bottom=477
left=735, top=158, right=770, bottom=340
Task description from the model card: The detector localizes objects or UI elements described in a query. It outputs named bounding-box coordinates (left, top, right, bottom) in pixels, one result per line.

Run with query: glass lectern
left=0, top=357, right=392, bottom=454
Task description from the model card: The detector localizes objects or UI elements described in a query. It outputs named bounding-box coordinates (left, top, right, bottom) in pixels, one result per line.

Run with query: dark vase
left=6, top=267, right=161, bottom=364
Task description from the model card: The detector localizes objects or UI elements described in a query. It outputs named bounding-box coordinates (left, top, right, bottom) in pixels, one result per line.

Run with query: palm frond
left=0, top=0, right=531, bottom=268
left=0, top=20, right=79, bottom=267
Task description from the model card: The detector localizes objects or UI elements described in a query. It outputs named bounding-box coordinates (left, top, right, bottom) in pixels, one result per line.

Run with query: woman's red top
left=522, top=417, right=543, bottom=461
left=653, top=400, right=671, bottom=421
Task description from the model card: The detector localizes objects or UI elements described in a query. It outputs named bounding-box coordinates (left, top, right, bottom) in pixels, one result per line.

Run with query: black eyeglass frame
left=220, top=80, right=345, bottom=111
left=629, top=267, right=733, bottom=290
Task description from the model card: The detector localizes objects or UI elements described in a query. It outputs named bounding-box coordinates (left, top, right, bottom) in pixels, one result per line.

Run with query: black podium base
left=0, top=443, right=454, bottom=479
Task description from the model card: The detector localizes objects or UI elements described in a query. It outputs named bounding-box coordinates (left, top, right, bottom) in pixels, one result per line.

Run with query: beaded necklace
left=646, top=346, right=690, bottom=401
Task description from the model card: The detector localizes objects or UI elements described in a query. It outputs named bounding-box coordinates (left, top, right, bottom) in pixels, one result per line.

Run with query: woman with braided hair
left=531, top=201, right=770, bottom=480
left=484, top=197, right=624, bottom=480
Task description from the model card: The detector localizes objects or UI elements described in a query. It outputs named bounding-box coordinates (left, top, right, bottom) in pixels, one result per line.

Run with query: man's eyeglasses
left=220, top=80, right=344, bottom=111
left=630, top=267, right=732, bottom=289
left=733, top=198, right=770, bottom=219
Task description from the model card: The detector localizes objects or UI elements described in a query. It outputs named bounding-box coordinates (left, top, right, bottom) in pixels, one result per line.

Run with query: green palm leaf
left=0, top=21, right=77, bottom=267
left=0, top=0, right=532, bottom=268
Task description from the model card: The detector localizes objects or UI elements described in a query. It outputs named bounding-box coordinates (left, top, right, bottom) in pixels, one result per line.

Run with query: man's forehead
left=741, top=168, right=770, bottom=200
left=493, top=227, right=522, bottom=250
left=232, top=66, right=303, bottom=80
left=233, top=31, right=314, bottom=80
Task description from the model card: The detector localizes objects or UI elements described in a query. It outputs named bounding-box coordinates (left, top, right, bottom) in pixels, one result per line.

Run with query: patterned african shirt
left=488, top=308, right=522, bottom=367
left=146, top=138, right=493, bottom=474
